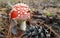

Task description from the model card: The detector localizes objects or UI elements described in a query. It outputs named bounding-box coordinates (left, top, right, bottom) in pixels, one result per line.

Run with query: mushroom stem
left=20, top=20, right=26, bottom=31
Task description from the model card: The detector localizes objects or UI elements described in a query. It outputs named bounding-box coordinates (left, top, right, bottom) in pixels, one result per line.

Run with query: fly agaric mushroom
left=10, top=3, right=30, bottom=31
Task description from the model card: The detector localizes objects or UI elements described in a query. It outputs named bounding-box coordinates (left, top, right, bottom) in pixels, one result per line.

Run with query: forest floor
left=0, top=0, right=60, bottom=38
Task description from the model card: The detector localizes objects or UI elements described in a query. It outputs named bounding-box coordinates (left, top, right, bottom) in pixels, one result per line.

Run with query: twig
left=39, top=22, right=60, bottom=38
left=7, top=25, right=12, bottom=38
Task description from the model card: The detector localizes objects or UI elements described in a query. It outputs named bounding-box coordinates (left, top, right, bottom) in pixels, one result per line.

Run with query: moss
left=43, top=10, right=54, bottom=17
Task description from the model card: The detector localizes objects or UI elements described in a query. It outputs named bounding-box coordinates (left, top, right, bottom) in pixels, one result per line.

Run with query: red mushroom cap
left=10, top=3, right=30, bottom=20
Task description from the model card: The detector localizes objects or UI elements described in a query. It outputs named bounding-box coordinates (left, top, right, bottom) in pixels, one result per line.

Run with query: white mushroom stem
left=20, top=20, right=26, bottom=31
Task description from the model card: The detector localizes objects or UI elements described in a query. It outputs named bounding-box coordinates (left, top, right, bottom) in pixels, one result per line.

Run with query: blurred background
left=0, top=0, right=60, bottom=38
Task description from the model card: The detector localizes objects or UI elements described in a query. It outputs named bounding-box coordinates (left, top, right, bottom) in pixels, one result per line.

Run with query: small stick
left=39, top=22, right=60, bottom=38
left=44, top=24, right=60, bottom=38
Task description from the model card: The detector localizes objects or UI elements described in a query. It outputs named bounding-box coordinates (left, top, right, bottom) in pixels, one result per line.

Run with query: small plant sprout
left=10, top=3, right=30, bottom=31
